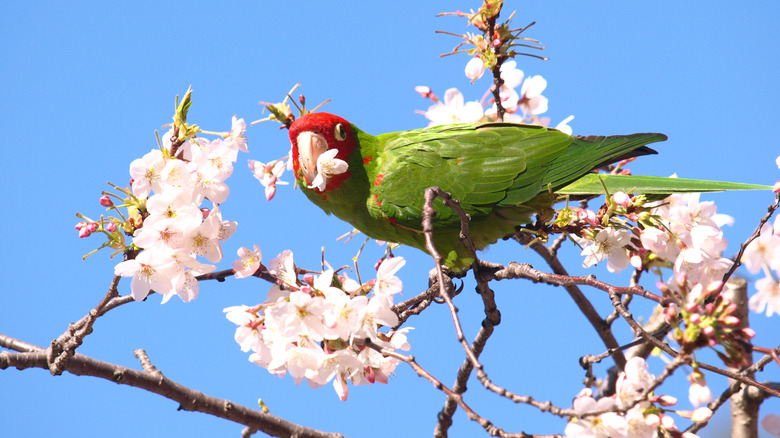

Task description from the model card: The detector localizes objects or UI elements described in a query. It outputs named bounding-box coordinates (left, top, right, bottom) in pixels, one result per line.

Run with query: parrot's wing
left=367, top=123, right=572, bottom=231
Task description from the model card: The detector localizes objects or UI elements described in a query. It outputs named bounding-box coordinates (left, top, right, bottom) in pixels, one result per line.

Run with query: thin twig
left=722, top=192, right=780, bottom=284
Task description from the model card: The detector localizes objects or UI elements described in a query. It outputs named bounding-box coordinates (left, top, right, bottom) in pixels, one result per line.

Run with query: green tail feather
left=541, top=133, right=665, bottom=190
left=557, top=174, right=772, bottom=196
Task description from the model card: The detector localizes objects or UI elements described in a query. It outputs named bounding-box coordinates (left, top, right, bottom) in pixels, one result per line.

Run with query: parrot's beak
left=296, top=131, right=329, bottom=184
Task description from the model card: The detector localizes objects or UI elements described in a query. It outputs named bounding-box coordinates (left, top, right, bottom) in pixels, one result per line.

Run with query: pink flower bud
left=265, top=180, right=277, bottom=201
left=105, top=222, right=117, bottom=233
left=654, top=394, right=678, bottom=406
left=364, top=366, right=376, bottom=384
left=575, top=209, right=599, bottom=227
left=644, top=413, right=661, bottom=428
left=661, top=414, right=677, bottom=430
left=722, top=316, right=741, bottom=326
left=630, top=254, right=643, bottom=270
left=303, top=274, right=314, bottom=286
left=689, top=313, right=701, bottom=325
left=742, top=327, right=756, bottom=338
left=664, top=304, right=679, bottom=323
left=612, top=191, right=631, bottom=207
left=78, top=222, right=97, bottom=238
left=702, top=326, right=714, bottom=336
left=465, top=56, right=486, bottom=81
left=576, top=387, right=594, bottom=399
left=691, top=407, right=713, bottom=422
left=99, top=195, right=114, bottom=207
left=414, top=86, right=435, bottom=101
left=75, top=221, right=87, bottom=230
left=706, top=281, right=723, bottom=294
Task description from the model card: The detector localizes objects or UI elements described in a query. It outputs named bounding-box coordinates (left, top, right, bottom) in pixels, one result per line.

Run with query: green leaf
left=557, top=174, right=772, bottom=196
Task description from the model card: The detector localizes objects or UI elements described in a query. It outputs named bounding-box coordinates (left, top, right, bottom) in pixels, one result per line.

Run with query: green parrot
left=288, top=112, right=765, bottom=271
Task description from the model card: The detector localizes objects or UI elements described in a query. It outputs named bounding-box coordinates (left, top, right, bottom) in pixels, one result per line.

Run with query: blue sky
left=1, top=1, right=779, bottom=437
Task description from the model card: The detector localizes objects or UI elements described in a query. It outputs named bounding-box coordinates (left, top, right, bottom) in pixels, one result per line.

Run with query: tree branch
left=0, top=334, right=343, bottom=438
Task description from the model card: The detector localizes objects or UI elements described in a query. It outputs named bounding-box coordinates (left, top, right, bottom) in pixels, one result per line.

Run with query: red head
left=289, top=112, right=357, bottom=192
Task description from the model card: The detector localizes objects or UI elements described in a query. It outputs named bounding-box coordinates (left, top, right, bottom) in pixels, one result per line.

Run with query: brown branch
left=604, top=287, right=780, bottom=399
left=0, top=334, right=343, bottom=438
left=361, top=339, right=537, bottom=438
left=485, top=12, right=506, bottom=122
left=421, top=188, right=573, bottom=437
left=722, top=192, right=780, bottom=284
left=393, top=271, right=460, bottom=326
left=515, top=236, right=629, bottom=370
left=47, top=274, right=122, bottom=375
left=686, top=345, right=780, bottom=435
left=436, top=261, right=504, bottom=437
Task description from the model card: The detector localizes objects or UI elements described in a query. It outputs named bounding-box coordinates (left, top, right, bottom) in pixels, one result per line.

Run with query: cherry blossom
left=233, top=245, right=262, bottom=279
left=129, top=149, right=166, bottom=198
left=223, top=305, right=264, bottom=352
left=248, top=158, right=289, bottom=201
left=184, top=204, right=225, bottom=264
left=226, top=256, right=410, bottom=399
left=423, top=88, right=484, bottom=126
left=114, top=249, right=183, bottom=301
left=564, top=395, right=627, bottom=438
left=375, top=256, right=406, bottom=296
left=224, top=115, right=249, bottom=155
left=519, top=74, right=548, bottom=115
left=749, top=277, right=780, bottom=316
left=309, top=148, right=348, bottom=192
left=579, top=228, right=634, bottom=273
left=269, top=249, right=294, bottom=274
left=615, top=357, right=655, bottom=406
left=741, top=217, right=780, bottom=273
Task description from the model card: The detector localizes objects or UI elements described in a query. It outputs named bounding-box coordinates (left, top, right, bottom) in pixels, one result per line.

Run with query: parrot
left=287, top=112, right=766, bottom=271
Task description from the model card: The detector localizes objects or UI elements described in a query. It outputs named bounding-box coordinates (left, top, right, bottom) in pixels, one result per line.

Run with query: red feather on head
left=289, top=112, right=357, bottom=192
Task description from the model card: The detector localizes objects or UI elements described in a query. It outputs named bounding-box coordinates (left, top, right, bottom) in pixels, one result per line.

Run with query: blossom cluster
left=110, top=115, right=248, bottom=303
left=564, top=191, right=733, bottom=283
left=415, top=59, right=574, bottom=134
left=555, top=189, right=758, bottom=407
left=225, top=250, right=411, bottom=400
left=565, top=357, right=712, bottom=438
left=741, top=155, right=780, bottom=316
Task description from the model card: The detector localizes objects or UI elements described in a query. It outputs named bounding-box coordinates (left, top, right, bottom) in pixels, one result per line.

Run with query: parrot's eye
left=334, top=123, right=347, bottom=141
